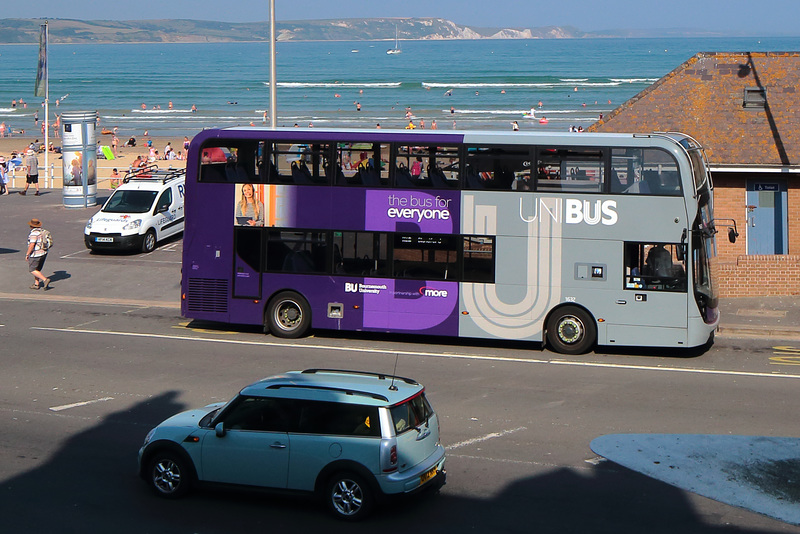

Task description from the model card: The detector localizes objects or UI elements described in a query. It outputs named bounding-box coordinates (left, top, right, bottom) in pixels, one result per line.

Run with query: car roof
left=239, top=369, right=424, bottom=406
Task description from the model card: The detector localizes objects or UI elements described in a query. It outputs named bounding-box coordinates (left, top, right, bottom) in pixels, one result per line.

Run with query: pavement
left=1, top=186, right=799, bottom=339
left=718, top=295, right=800, bottom=340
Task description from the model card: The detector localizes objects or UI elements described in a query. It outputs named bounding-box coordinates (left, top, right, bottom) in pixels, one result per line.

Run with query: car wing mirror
left=215, top=422, right=226, bottom=437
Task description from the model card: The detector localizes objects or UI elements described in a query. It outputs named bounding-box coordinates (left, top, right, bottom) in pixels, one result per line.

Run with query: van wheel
left=546, top=306, right=596, bottom=355
left=141, top=229, right=157, bottom=253
left=265, top=291, right=311, bottom=338
left=326, top=472, right=373, bottom=521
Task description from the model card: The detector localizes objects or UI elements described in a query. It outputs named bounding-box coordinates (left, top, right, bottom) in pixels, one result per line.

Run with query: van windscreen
left=103, top=190, right=158, bottom=213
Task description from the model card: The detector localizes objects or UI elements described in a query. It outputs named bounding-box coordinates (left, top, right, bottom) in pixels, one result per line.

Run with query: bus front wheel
left=546, top=306, right=596, bottom=355
left=266, top=291, right=311, bottom=338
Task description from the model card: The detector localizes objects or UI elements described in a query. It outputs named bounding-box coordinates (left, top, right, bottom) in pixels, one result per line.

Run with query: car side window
left=296, top=400, right=380, bottom=437
left=155, top=188, right=172, bottom=213
left=222, top=396, right=294, bottom=432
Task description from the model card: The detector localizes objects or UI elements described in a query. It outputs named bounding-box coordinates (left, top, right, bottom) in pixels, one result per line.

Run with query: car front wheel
left=147, top=452, right=192, bottom=498
left=141, top=229, right=157, bottom=253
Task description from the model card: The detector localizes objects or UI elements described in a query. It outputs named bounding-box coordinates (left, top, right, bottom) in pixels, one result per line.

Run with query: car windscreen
left=102, top=190, right=158, bottom=213
left=390, top=392, right=433, bottom=434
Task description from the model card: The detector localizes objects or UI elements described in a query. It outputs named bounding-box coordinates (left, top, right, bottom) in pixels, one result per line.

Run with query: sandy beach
left=0, top=135, right=189, bottom=190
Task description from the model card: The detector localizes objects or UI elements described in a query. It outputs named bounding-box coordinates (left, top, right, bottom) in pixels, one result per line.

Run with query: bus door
left=233, top=226, right=263, bottom=299
left=746, top=180, right=787, bottom=255
left=609, top=242, right=688, bottom=344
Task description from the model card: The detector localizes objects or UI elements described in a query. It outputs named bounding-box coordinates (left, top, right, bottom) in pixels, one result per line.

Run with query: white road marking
left=30, top=326, right=800, bottom=381
left=447, top=427, right=527, bottom=450
left=59, top=248, right=180, bottom=264
left=49, top=397, right=114, bottom=412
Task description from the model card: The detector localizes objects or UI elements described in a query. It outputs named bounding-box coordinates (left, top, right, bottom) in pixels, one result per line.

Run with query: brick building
left=590, top=52, right=800, bottom=297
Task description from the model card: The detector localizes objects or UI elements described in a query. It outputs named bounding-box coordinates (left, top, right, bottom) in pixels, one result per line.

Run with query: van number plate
left=420, top=467, right=437, bottom=485
left=95, top=237, right=114, bottom=243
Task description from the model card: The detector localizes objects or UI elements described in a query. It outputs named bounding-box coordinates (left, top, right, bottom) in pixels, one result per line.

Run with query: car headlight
left=85, top=219, right=92, bottom=230
left=143, top=428, right=156, bottom=446
left=122, top=219, right=142, bottom=231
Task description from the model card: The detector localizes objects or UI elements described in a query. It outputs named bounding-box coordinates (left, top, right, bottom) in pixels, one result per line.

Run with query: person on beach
left=511, top=121, right=520, bottom=131
left=110, top=168, right=121, bottom=189
left=111, top=134, right=119, bottom=156
left=25, top=218, right=51, bottom=290
left=20, top=149, right=40, bottom=196
left=0, top=156, right=8, bottom=195
left=183, top=136, right=190, bottom=152
left=431, top=120, right=437, bottom=130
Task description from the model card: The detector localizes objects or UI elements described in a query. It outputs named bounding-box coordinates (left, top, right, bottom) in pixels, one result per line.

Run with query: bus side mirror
left=676, top=244, right=686, bottom=262
left=728, top=227, right=737, bottom=243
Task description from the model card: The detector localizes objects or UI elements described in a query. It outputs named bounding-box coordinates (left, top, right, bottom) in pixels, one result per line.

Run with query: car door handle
left=270, top=442, right=287, bottom=449
left=616, top=300, right=627, bottom=305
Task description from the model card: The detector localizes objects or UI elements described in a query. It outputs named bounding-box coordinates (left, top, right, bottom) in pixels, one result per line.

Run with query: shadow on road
left=1, top=393, right=782, bottom=533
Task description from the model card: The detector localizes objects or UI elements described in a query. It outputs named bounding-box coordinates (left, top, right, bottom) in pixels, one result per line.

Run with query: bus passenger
left=236, top=183, right=264, bottom=226
left=411, top=156, right=423, bottom=179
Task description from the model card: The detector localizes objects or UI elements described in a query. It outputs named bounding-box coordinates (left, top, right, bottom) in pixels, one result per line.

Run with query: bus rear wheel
left=266, top=291, right=311, bottom=338
left=546, top=306, right=596, bottom=355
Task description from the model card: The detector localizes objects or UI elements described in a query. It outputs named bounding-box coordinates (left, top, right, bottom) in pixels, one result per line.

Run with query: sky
left=24, top=0, right=800, bottom=36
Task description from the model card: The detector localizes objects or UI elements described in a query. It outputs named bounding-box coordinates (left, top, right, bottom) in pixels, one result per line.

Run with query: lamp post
left=269, top=0, right=277, bottom=128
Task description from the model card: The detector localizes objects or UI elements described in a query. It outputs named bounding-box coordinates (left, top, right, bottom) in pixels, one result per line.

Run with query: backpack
left=40, top=229, right=54, bottom=251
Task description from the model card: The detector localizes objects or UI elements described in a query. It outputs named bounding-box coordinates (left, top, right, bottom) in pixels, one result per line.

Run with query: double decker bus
left=181, top=128, right=720, bottom=354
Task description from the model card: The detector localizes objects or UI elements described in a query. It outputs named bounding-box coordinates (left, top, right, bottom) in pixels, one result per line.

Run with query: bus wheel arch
left=265, top=290, right=312, bottom=338
left=545, top=304, right=597, bottom=355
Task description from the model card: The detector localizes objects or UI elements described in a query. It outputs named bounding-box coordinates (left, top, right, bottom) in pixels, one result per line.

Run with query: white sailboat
left=386, top=26, right=402, bottom=55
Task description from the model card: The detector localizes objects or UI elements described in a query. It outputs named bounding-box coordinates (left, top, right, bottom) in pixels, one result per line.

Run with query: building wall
left=716, top=254, right=800, bottom=297
left=712, top=171, right=800, bottom=297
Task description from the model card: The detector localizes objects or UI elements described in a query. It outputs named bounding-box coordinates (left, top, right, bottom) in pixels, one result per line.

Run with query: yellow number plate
left=420, top=466, right=437, bottom=485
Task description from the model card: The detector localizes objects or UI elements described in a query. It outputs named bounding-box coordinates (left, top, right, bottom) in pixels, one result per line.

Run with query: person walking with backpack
left=25, top=218, right=51, bottom=290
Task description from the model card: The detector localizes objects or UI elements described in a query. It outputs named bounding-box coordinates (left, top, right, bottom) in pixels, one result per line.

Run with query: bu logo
left=344, top=282, right=359, bottom=293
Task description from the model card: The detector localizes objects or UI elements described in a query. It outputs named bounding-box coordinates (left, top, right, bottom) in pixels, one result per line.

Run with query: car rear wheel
left=326, top=472, right=373, bottom=521
left=546, top=305, right=596, bottom=355
left=147, top=452, right=192, bottom=498
left=141, top=229, right=157, bottom=253
left=265, top=291, right=311, bottom=338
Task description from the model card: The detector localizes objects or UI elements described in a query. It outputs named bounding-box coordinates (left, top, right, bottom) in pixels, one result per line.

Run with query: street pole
left=269, top=0, right=277, bottom=129
left=44, top=21, right=49, bottom=188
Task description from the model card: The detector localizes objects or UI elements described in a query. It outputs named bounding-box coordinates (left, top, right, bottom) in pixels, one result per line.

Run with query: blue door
left=746, top=180, right=787, bottom=255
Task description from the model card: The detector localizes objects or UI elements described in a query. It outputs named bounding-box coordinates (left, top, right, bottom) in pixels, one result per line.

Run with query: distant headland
left=0, top=17, right=737, bottom=44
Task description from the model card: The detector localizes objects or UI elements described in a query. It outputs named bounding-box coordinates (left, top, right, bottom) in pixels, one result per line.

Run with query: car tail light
left=381, top=440, right=398, bottom=473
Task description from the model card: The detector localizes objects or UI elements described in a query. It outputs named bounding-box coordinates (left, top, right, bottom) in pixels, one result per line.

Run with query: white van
left=84, top=167, right=185, bottom=253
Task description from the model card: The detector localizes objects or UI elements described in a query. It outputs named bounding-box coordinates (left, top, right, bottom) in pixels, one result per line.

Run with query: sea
left=0, top=36, right=798, bottom=139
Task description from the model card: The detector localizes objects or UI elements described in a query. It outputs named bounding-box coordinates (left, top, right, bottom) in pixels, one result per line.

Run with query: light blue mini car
left=138, top=369, right=446, bottom=520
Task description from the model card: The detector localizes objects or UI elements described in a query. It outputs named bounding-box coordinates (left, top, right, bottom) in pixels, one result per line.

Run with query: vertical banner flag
left=35, top=23, right=47, bottom=97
